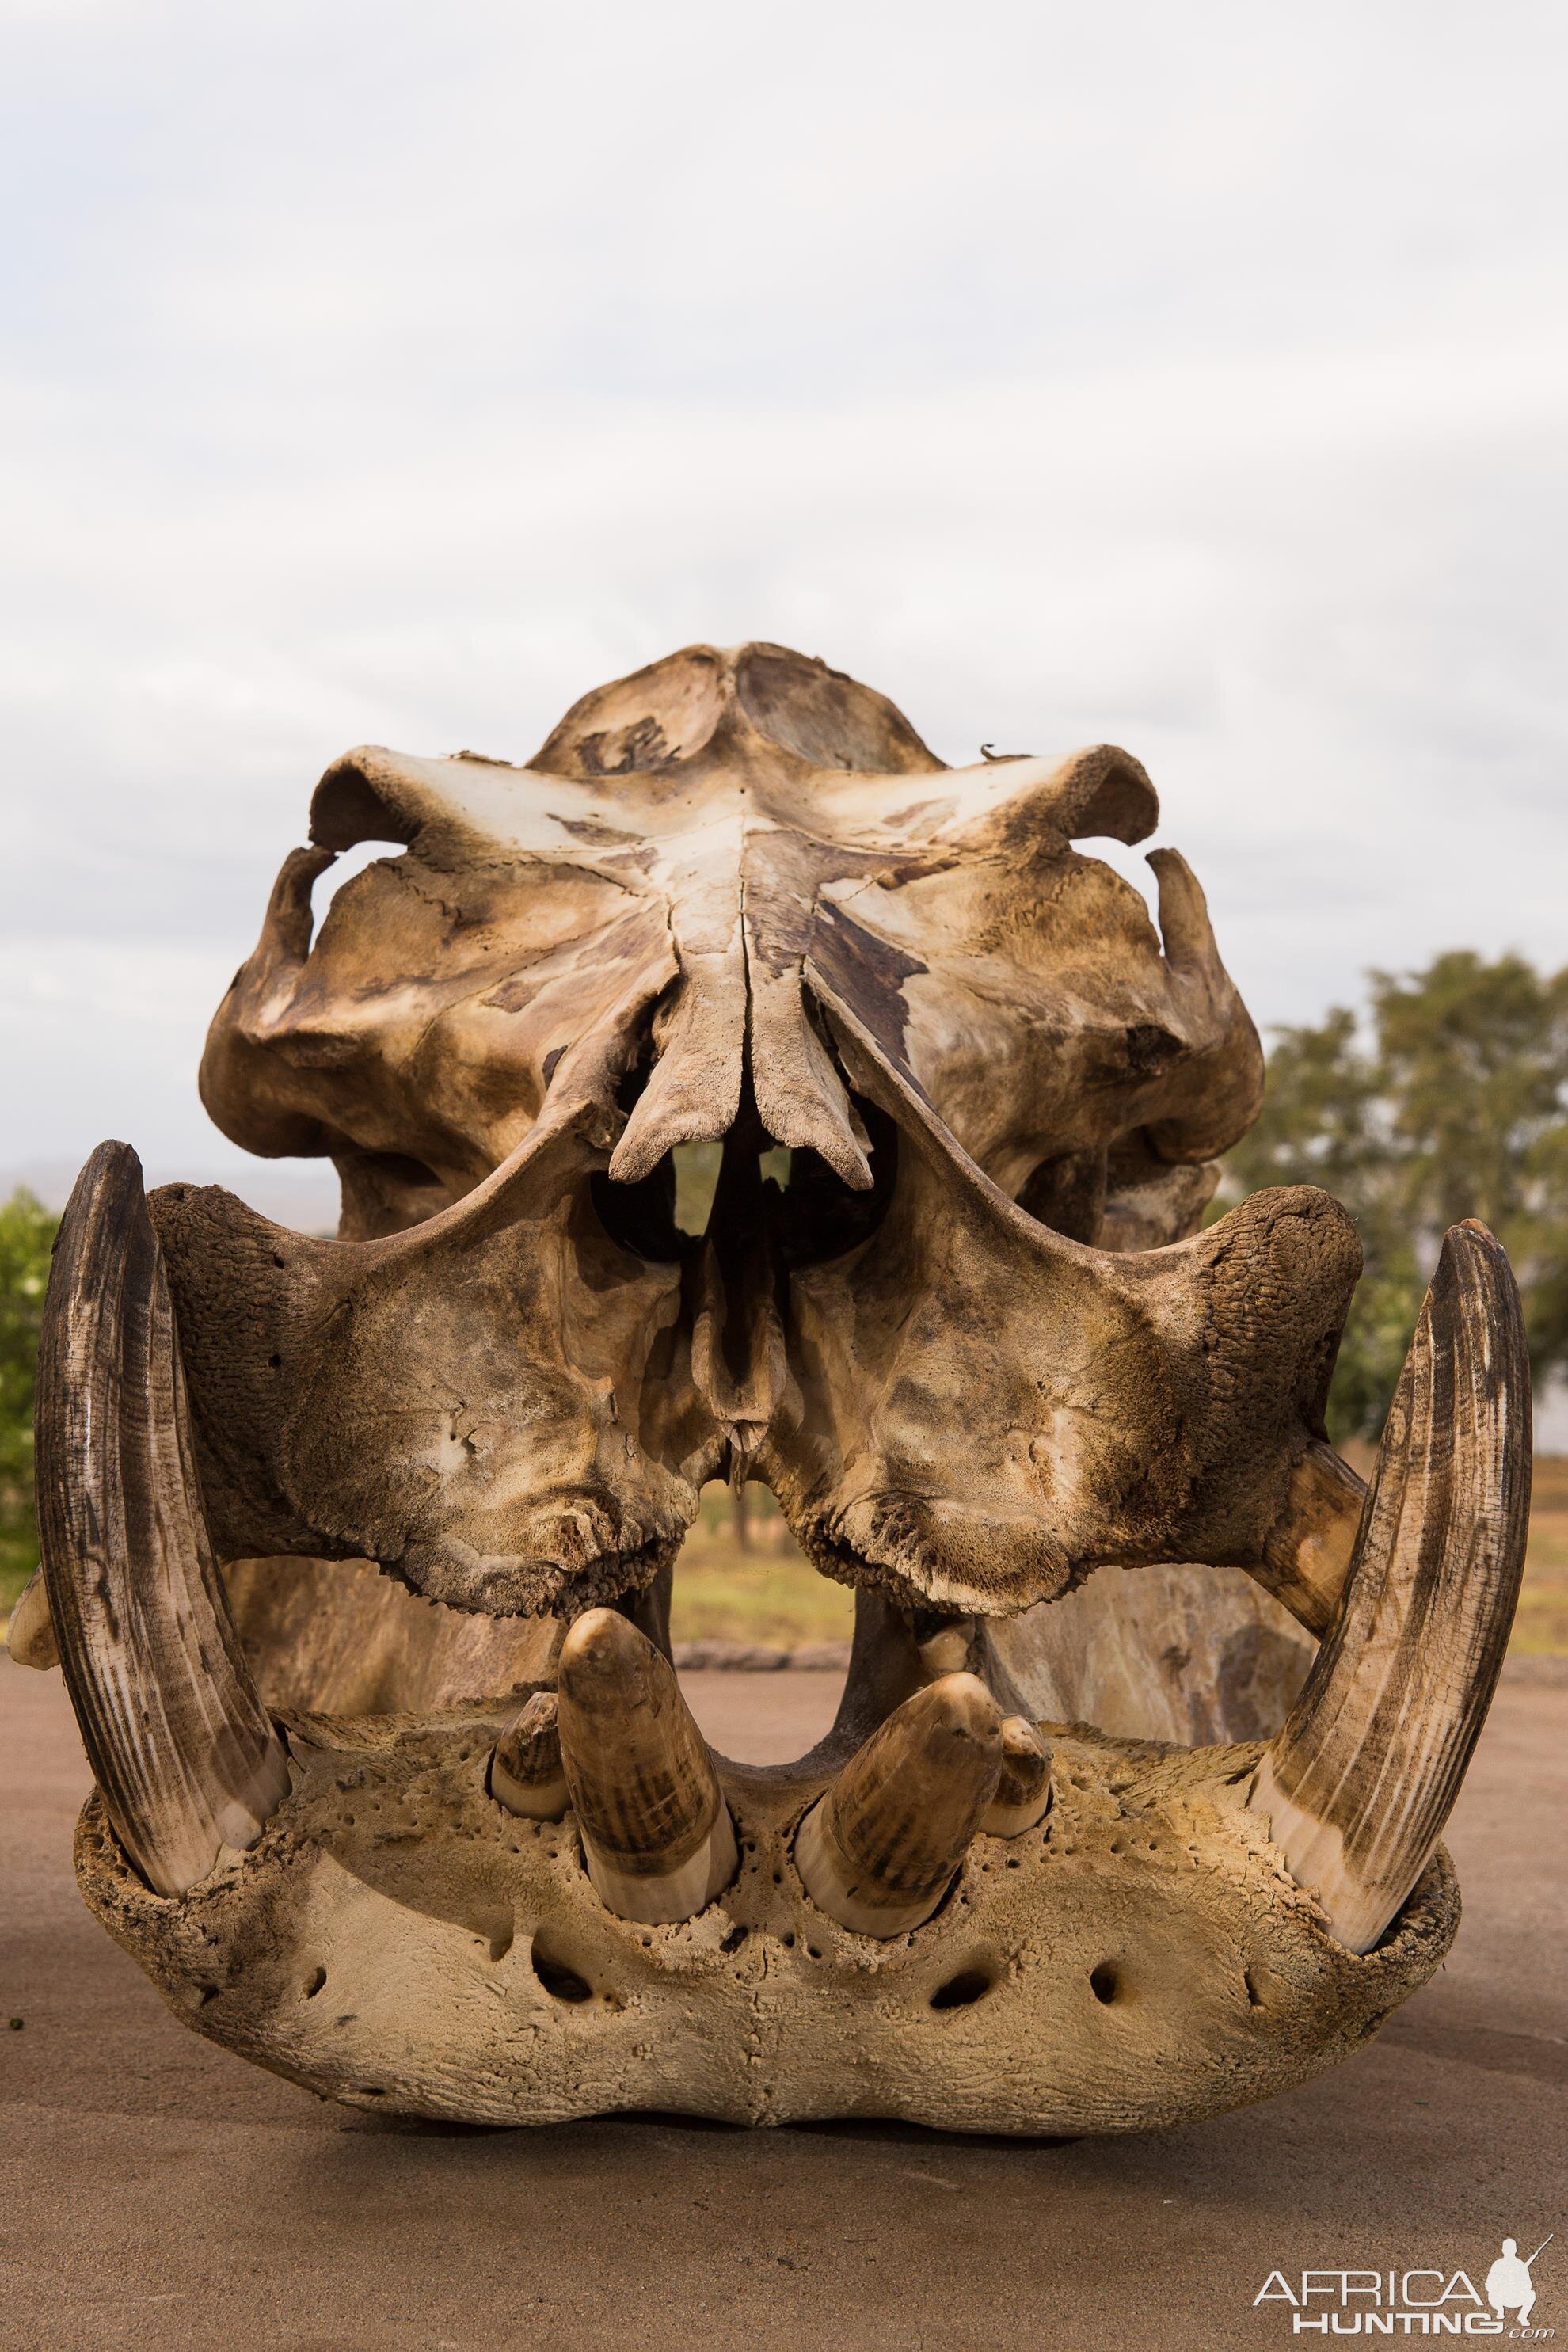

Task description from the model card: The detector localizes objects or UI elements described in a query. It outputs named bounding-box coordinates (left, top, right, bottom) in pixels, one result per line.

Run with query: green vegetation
left=1218, top=950, right=1568, bottom=1445
left=0, top=1189, right=59, bottom=1611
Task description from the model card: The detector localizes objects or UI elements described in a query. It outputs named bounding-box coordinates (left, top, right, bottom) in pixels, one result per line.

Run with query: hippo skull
left=23, top=645, right=1529, bottom=2131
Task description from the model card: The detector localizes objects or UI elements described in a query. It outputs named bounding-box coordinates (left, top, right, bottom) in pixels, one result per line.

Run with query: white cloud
left=1, top=0, right=1564, bottom=1198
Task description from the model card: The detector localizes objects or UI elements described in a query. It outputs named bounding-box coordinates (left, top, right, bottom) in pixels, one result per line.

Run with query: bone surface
left=556, top=1608, right=737, bottom=1923
left=795, top=1673, right=1003, bottom=1935
left=489, top=1690, right=568, bottom=1821
left=38, top=643, right=1532, bottom=2133
left=1250, top=1223, right=1530, bottom=1952
left=36, top=1144, right=291, bottom=1896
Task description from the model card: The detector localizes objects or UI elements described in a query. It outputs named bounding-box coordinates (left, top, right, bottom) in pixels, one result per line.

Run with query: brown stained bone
left=794, top=1673, right=1003, bottom=1936
left=223, top=1558, right=561, bottom=1714
left=991, top=1565, right=1313, bottom=1745
left=201, top=642, right=1260, bottom=1242
left=489, top=1690, right=568, bottom=1821
left=763, top=988, right=1365, bottom=1620
left=555, top=1608, right=737, bottom=1924
left=36, top=1144, right=290, bottom=1897
left=1250, top=1223, right=1531, bottom=1953
left=42, top=643, right=1535, bottom=2134
left=147, top=1098, right=706, bottom=1617
left=150, top=643, right=1345, bottom=1633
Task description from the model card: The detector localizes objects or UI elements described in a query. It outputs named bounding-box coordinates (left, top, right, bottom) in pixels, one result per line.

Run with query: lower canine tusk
left=554, top=1608, right=737, bottom=1924
left=1249, top=1221, right=1530, bottom=1953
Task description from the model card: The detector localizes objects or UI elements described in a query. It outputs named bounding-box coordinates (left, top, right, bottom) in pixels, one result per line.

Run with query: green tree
left=0, top=1188, right=59, bottom=1609
left=1221, top=952, right=1568, bottom=1444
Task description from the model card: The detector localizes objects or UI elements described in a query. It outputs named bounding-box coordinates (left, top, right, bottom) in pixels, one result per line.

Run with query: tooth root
left=981, top=1715, right=1052, bottom=1837
left=6, top=1568, right=59, bottom=1669
left=37, top=1143, right=291, bottom=1897
left=490, top=1690, right=569, bottom=1821
left=555, top=1607, right=736, bottom=1923
left=1250, top=1222, right=1530, bottom=1954
left=795, top=1672, right=1003, bottom=1937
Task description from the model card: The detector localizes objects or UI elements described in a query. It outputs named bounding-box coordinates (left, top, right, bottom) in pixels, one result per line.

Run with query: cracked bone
left=1250, top=1221, right=1529, bottom=1952
left=32, top=642, right=1528, bottom=2131
left=794, top=1673, right=1004, bottom=1936
left=556, top=1608, right=738, bottom=1924
left=489, top=1689, right=569, bottom=1821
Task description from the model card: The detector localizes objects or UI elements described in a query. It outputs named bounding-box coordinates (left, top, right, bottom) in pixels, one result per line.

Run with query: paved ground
left=2, top=1657, right=1563, bottom=2351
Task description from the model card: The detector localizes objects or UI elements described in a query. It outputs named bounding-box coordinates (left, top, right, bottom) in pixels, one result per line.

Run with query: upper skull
left=201, top=641, right=1262, bottom=1246
left=175, top=643, right=1351, bottom=1627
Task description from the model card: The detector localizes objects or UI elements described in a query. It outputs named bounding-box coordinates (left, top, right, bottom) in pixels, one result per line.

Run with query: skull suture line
left=17, top=644, right=1529, bottom=2130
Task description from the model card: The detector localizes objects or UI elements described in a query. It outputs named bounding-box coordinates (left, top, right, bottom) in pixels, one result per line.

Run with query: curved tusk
left=795, top=1671, right=1003, bottom=1936
left=1250, top=1222, right=1530, bottom=1952
left=37, top=1144, right=291, bottom=1897
left=555, top=1608, right=737, bottom=1923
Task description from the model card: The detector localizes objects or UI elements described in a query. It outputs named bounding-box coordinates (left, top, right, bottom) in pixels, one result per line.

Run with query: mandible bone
left=25, top=641, right=1529, bottom=2133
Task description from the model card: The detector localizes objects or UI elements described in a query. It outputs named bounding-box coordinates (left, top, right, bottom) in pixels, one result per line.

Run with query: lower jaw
left=74, top=1703, right=1456, bottom=2134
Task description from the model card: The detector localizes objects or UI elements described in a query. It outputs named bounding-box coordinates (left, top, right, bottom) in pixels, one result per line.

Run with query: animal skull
left=21, top=644, right=1530, bottom=2132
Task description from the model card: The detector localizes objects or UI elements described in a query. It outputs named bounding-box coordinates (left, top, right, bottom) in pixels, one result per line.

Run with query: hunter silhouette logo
left=1253, top=2233, right=1555, bottom=2335
left=1486, top=2240, right=1552, bottom=2330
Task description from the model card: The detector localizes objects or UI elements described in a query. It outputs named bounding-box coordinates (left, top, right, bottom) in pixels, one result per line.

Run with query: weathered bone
left=1250, top=1222, right=1530, bottom=1952
left=36, top=1144, right=291, bottom=1897
left=764, top=985, right=1364, bottom=1621
left=38, top=644, right=1533, bottom=2136
left=489, top=1689, right=569, bottom=1821
left=147, top=1098, right=702, bottom=1617
left=982, top=1715, right=1052, bottom=1837
left=794, top=1672, right=1003, bottom=1936
left=555, top=1607, right=737, bottom=1923
left=6, top=1567, right=58, bottom=1669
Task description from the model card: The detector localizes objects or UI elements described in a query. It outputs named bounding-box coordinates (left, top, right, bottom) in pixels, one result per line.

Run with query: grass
left=668, top=1486, right=854, bottom=1647
left=1513, top=1452, right=1568, bottom=1654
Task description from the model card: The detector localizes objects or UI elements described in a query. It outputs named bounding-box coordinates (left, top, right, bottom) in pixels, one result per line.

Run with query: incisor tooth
left=489, top=1690, right=568, bottom=1821
left=794, top=1671, right=1003, bottom=1937
left=981, top=1715, right=1052, bottom=1836
left=555, top=1608, right=736, bottom=1924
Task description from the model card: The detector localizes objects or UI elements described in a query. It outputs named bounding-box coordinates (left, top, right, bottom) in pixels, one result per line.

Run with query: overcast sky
left=2, top=0, right=1564, bottom=1221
